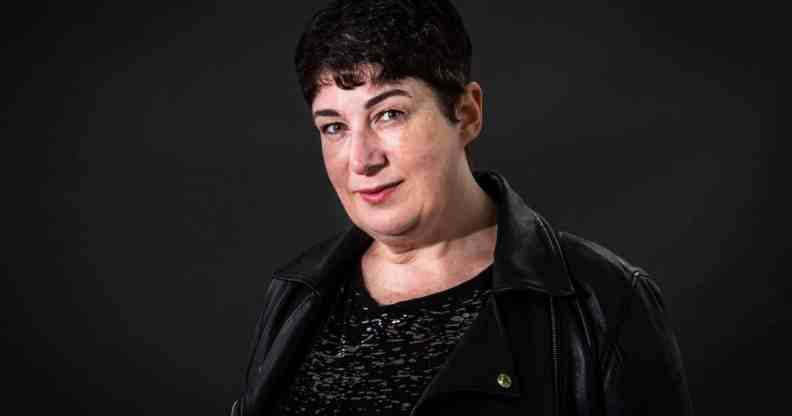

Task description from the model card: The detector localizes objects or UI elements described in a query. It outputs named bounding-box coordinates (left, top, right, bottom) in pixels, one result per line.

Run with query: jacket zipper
left=550, top=296, right=560, bottom=416
left=538, top=212, right=563, bottom=416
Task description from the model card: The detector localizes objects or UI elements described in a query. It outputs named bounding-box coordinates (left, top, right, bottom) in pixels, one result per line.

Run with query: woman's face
left=312, top=75, right=472, bottom=241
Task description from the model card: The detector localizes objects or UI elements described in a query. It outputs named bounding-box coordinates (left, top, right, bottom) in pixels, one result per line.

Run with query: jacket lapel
left=247, top=287, right=329, bottom=414
left=478, top=171, right=574, bottom=296
left=413, top=295, right=522, bottom=404
left=405, top=171, right=573, bottom=412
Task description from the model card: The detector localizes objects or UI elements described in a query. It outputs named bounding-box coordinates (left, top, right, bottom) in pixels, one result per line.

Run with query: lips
left=356, top=180, right=402, bottom=204
left=357, top=181, right=400, bottom=194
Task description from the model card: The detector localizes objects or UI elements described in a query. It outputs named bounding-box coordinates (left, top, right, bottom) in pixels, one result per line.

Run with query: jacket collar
left=272, top=170, right=574, bottom=297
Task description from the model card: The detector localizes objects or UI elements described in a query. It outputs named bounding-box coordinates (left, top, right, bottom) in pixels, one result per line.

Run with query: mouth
left=356, top=180, right=402, bottom=204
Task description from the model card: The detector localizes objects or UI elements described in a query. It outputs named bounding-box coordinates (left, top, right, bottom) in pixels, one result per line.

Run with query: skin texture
left=312, top=72, right=498, bottom=305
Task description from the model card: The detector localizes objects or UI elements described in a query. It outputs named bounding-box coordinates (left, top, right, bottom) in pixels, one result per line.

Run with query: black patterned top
left=271, top=262, right=493, bottom=415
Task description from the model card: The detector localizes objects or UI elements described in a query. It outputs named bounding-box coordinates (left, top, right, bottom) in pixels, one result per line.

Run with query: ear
left=455, top=81, right=484, bottom=146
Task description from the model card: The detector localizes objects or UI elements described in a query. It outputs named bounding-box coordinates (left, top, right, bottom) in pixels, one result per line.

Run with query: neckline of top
left=348, top=261, right=494, bottom=316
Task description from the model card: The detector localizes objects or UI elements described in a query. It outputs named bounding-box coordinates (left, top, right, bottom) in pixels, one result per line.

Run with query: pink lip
left=356, top=181, right=401, bottom=204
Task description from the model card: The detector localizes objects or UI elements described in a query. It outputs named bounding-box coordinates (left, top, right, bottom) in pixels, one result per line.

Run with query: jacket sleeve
left=230, top=278, right=279, bottom=416
left=230, top=304, right=267, bottom=416
left=602, top=272, right=694, bottom=415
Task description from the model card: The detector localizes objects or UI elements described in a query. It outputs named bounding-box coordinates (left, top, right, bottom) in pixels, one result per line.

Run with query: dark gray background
left=5, top=1, right=781, bottom=414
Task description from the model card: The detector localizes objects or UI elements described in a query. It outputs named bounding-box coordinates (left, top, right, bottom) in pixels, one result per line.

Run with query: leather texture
left=231, top=171, right=694, bottom=415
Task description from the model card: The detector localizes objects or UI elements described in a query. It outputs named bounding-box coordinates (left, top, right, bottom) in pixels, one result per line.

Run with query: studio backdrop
left=6, top=1, right=780, bottom=415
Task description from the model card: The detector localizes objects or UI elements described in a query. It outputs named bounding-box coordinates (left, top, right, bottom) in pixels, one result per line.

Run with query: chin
left=355, top=210, right=419, bottom=239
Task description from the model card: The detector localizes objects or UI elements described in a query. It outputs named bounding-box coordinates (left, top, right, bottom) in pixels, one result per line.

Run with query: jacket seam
left=600, top=270, right=643, bottom=388
left=533, top=213, right=575, bottom=296
left=243, top=304, right=269, bottom=393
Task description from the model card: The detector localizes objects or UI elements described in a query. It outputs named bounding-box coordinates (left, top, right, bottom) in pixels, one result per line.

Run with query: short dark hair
left=294, top=0, right=472, bottom=125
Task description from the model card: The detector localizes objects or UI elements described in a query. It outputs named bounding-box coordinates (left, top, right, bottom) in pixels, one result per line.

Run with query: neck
left=365, top=170, right=498, bottom=270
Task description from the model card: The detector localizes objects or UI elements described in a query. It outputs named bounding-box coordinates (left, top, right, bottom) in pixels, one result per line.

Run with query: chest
left=271, top=283, right=490, bottom=415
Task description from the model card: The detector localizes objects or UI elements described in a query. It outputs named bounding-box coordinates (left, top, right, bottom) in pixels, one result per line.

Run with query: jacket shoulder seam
left=558, top=231, right=652, bottom=347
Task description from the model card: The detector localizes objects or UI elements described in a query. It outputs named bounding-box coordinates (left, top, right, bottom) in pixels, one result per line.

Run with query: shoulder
left=558, top=231, right=648, bottom=284
left=557, top=231, right=666, bottom=332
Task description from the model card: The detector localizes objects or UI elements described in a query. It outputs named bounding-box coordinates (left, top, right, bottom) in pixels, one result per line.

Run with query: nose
left=349, top=125, right=387, bottom=176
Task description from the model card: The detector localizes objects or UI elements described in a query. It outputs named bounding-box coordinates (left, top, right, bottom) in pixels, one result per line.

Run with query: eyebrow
left=312, top=88, right=411, bottom=119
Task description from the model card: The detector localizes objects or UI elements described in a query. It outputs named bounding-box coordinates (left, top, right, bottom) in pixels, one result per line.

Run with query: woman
left=232, top=1, right=693, bottom=414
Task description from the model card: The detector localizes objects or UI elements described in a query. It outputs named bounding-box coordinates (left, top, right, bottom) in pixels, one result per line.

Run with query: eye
left=378, top=109, right=404, bottom=123
left=321, top=122, right=345, bottom=136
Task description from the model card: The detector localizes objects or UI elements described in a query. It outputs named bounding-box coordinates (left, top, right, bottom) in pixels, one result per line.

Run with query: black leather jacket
left=232, top=171, right=693, bottom=415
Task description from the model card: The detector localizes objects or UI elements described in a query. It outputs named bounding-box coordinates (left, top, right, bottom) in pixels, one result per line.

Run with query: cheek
left=399, top=147, right=448, bottom=208
left=401, top=120, right=453, bottom=176
left=397, top=118, right=443, bottom=166
left=322, top=146, right=346, bottom=188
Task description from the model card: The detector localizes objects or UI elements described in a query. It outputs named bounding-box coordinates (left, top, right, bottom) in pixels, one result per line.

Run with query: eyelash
left=320, top=109, right=406, bottom=137
left=321, top=122, right=345, bottom=136
left=378, top=109, right=405, bottom=123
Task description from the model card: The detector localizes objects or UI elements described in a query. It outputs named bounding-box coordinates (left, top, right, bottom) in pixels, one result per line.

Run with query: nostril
left=352, top=153, right=387, bottom=176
